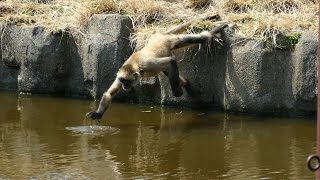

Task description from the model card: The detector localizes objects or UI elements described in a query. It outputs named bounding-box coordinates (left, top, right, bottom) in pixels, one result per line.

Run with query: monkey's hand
left=86, top=111, right=103, bottom=120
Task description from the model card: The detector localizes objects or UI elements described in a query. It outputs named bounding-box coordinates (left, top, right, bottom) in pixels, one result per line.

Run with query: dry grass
left=119, top=0, right=164, bottom=25
left=224, top=0, right=317, bottom=48
left=0, top=0, right=119, bottom=33
left=223, top=0, right=253, bottom=13
left=0, top=0, right=318, bottom=48
left=183, top=0, right=211, bottom=9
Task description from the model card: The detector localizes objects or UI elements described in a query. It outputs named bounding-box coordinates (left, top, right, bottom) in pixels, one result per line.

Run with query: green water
left=0, top=92, right=316, bottom=179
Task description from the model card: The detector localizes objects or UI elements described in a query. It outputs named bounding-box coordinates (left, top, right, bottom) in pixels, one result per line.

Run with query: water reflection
left=0, top=92, right=316, bottom=179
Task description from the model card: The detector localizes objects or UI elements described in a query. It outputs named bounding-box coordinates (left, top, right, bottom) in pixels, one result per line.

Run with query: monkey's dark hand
left=86, top=111, right=103, bottom=120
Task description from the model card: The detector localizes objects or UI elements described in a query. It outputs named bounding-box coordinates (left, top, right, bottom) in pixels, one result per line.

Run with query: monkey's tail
left=209, top=23, right=228, bottom=35
left=165, top=14, right=221, bottom=35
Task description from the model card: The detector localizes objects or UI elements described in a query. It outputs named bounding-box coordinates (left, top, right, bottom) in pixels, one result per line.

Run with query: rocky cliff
left=0, top=14, right=317, bottom=116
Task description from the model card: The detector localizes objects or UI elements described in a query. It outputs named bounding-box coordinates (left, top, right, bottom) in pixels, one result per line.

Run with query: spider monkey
left=86, top=15, right=228, bottom=120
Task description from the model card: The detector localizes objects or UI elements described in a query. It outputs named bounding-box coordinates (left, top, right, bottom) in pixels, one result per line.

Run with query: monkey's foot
left=86, top=111, right=103, bottom=120
left=184, top=80, right=197, bottom=98
left=172, top=88, right=183, bottom=97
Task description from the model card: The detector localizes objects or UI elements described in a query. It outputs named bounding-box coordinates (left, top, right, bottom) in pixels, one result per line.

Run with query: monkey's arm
left=86, top=78, right=122, bottom=120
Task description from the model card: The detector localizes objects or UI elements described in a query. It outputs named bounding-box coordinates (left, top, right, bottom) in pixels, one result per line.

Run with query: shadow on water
left=0, top=92, right=316, bottom=179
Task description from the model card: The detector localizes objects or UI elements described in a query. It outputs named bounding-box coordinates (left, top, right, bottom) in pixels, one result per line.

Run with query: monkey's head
left=117, top=64, right=140, bottom=92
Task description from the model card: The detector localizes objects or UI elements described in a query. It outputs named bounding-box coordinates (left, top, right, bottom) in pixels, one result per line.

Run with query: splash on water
left=65, top=125, right=120, bottom=136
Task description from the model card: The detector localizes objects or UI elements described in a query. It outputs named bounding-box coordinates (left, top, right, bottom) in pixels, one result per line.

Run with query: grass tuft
left=120, top=0, right=164, bottom=24
left=267, top=0, right=299, bottom=14
left=223, top=0, right=252, bottom=13
left=183, top=0, right=211, bottom=9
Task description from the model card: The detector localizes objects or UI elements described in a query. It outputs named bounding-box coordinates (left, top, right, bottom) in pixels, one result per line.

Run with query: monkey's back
left=142, top=34, right=177, bottom=58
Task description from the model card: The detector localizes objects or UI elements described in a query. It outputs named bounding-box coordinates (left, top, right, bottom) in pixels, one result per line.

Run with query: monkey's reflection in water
left=130, top=107, right=227, bottom=179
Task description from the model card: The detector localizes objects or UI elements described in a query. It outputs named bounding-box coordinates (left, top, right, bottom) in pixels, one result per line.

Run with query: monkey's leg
left=163, top=71, right=198, bottom=99
left=162, top=59, right=184, bottom=97
left=141, top=56, right=183, bottom=97
left=178, top=76, right=198, bottom=98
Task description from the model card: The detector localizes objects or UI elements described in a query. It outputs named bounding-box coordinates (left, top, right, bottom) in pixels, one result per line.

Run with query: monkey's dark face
left=117, top=71, right=140, bottom=92
left=117, top=64, right=140, bottom=92
left=119, top=78, right=135, bottom=92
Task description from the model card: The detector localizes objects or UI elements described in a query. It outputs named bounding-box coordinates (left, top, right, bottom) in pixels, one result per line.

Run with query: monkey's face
left=119, top=78, right=134, bottom=91
left=117, top=72, right=140, bottom=92
left=117, top=63, right=141, bottom=92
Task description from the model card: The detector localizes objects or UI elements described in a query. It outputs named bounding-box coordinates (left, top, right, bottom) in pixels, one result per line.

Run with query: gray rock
left=224, top=32, right=317, bottom=116
left=81, top=14, right=133, bottom=100
left=17, top=26, right=69, bottom=94
left=0, top=23, right=19, bottom=91
left=224, top=38, right=295, bottom=114
left=292, top=31, right=317, bottom=113
left=1, top=24, right=30, bottom=68
left=0, top=61, right=19, bottom=91
left=64, top=36, right=87, bottom=98
left=0, top=24, right=71, bottom=94
left=0, top=14, right=134, bottom=99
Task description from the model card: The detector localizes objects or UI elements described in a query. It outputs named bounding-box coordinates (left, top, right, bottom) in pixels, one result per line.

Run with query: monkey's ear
left=133, top=72, right=141, bottom=78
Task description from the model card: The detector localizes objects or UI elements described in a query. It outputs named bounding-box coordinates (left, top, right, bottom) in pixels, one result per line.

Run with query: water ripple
left=65, top=125, right=120, bottom=136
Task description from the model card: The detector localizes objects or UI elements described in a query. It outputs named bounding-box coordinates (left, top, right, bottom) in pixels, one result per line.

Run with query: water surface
left=0, top=92, right=316, bottom=179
